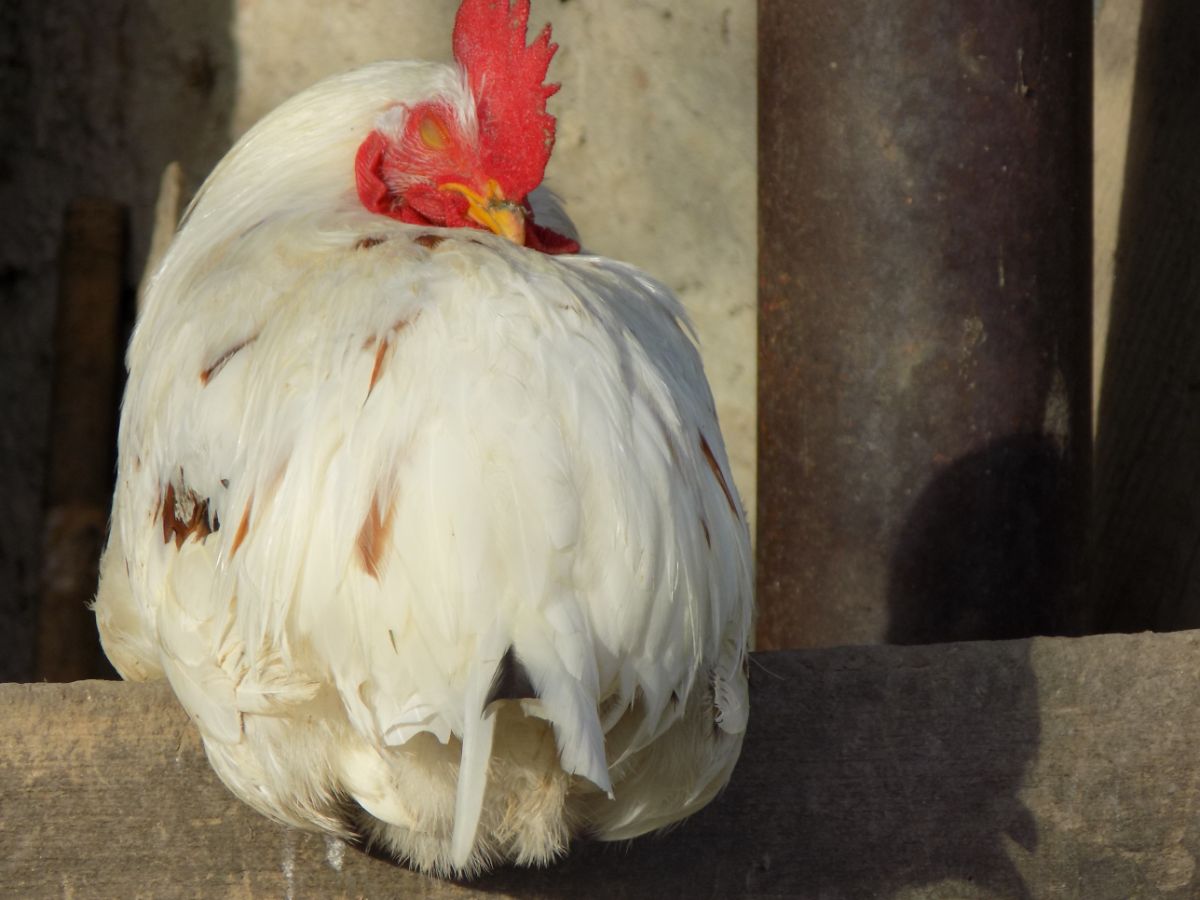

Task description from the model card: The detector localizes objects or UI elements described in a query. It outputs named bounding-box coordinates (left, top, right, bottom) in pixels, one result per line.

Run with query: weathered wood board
left=3, top=632, right=1199, bottom=898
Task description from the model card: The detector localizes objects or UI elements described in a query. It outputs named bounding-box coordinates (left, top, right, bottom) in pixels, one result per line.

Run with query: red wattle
left=355, top=131, right=393, bottom=215
left=404, top=183, right=470, bottom=228
left=526, top=222, right=579, bottom=256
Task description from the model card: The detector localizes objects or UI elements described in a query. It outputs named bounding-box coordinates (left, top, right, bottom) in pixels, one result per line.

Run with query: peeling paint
left=282, top=828, right=297, bottom=899
left=324, top=835, right=346, bottom=872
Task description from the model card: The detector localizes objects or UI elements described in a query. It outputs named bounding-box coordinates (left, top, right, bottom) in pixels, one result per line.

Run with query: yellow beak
left=439, top=179, right=526, bottom=246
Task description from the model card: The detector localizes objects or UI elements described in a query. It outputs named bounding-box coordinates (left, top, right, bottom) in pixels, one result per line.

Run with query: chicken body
left=94, top=60, right=751, bottom=877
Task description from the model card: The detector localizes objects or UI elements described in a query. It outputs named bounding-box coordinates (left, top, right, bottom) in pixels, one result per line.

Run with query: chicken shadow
left=887, top=435, right=1076, bottom=644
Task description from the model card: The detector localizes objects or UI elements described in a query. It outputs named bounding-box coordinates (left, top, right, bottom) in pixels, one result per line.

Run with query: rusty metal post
left=757, top=3, right=1092, bottom=648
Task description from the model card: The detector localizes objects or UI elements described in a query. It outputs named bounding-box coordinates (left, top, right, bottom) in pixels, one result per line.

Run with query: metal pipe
left=757, top=2, right=1092, bottom=648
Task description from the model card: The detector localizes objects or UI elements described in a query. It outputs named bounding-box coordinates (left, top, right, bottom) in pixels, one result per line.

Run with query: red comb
left=453, top=0, right=561, bottom=201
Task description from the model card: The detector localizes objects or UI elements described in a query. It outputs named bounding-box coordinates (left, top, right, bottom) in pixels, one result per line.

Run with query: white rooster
left=94, top=0, right=752, bottom=877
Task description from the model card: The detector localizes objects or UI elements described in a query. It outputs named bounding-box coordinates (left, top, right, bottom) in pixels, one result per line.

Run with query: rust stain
left=356, top=491, right=395, bottom=581
left=201, top=335, right=257, bottom=385
left=230, top=497, right=253, bottom=558
left=699, top=433, right=738, bottom=515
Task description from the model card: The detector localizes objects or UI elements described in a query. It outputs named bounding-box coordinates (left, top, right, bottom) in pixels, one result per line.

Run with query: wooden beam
left=36, top=199, right=125, bottom=682
left=3, top=631, right=1199, bottom=898
left=1092, top=2, right=1200, bottom=632
left=1093, top=0, right=1144, bottom=419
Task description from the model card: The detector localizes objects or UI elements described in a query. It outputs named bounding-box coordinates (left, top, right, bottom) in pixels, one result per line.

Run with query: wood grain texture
left=1093, top=0, right=1143, bottom=417
left=1092, top=1, right=1200, bottom=631
left=4, top=632, right=1200, bottom=898
left=37, top=199, right=125, bottom=683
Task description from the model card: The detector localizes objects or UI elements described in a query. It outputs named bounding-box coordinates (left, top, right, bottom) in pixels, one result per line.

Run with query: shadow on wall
left=887, top=435, right=1076, bottom=644
left=0, top=0, right=237, bottom=681
left=1093, top=0, right=1200, bottom=632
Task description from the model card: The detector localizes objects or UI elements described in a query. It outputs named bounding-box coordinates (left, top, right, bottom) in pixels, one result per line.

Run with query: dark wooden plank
left=1093, top=0, right=1143, bottom=413
left=37, top=199, right=125, bottom=682
left=1092, top=1, right=1200, bottom=632
left=3, top=633, right=1200, bottom=898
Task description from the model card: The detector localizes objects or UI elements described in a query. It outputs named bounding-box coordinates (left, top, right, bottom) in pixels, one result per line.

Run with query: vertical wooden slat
left=1092, top=3, right=1200, bottom=632
left=757, top=2, right=1092, bottom=648
left=37, top=199, right=125, bottom=681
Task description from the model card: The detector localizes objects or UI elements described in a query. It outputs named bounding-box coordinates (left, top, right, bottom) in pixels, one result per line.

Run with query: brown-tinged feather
left=365, top=311, right=422, bottom=398
left=414, top=233, right=445, bottom=249
left=355, top=235, right=386, bottom=250
left=699, top=433, right=738, bottom=515
left=367, top=336, right=390, bottom=397
left=187, top=497, right=212, bottom=543
left=162, top=482, right=179, bottom=545
left=162, top=482, right=216, bottom=548
left=231, top=497, right=253, bottom=557
left=201, top=335, right=258, bottom=385
left=700, top=517, right=711, bottom=548
left=356, top=491, right=395, bottom=580
left=389, top=310, right=421, bottom=334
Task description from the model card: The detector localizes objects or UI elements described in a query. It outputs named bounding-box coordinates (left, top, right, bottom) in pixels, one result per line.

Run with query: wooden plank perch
left=4, top=632, right=1200, bottom=898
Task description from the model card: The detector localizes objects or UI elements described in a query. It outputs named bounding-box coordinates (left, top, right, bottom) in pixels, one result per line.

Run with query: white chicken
left=94, top=0, right=751, bottom=877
